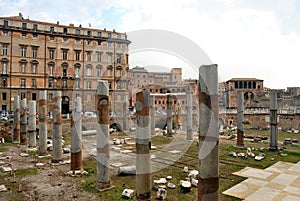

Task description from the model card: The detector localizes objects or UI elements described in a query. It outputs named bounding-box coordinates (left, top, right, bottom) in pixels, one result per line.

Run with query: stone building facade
left=0, top=13, right=130, bottom=113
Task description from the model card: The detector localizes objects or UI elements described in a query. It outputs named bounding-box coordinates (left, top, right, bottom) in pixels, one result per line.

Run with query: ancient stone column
left=20, top=98, right=27, bottom=145
left=52, top=91, right=62, bottom=163
left=269, top=91, right=278, bottom=151
left=13, top=95, right=20, bottom=143
left=150, top=95, right=155, bottom=135
left=187, top=85, right=193, bottom=140
left=136, top=89, right=151, bottom=201
left=122, top=95, right=128, bottom=131
left=166, top=94, right=172, bottom=136
left=71, top=97, right=82, bottom=171
left=96, top=80, right=111, bottom=188
left=28, top=101, right=36, bottom=147
left=198, top=64, right=219, bottom=201
left=237, top=91, right=244, bottom=147
left=39, top=91, right=48, bottom=155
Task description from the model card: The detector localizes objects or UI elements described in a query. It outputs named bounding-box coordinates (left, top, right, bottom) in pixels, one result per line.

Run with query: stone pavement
left=223, top=161, right=300, bottom=201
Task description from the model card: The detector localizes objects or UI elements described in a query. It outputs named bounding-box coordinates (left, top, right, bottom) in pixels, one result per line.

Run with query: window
left=63, top=37, right=68, bottom=43
left=2, top=92, right=7, bottom=101
left=87, top=30, right=91, bottom=36
left=32, top=47, right=38, bottom=58
left=63, top=68, right=67, bottom=77
left=62, top=50, right=68, bottom=60
left=2, top=44, right=8, bottom=55
left=22, top=22, right=27, bottom=29
left=63, top=27, right=67, bottom=34
left=4, top=20, right=8, bottom=27
left=116, top=54, right=121, bottom=63
left=98, top=32, right=102, bottom=37
left=21, top=63, right=26, bottom=73
left=32, top=79, right=36, bottom=87
left=22, top=32, right=26, bottom=38
left=75, top=67, right=80, bottom=78
left=87, top=40, right=91, bottom=45
left=32, top=33, right=38, bottom=39
left=97, top=68, right=101, bottom=76
left=76, top=29, right=80, bottom=35
left=87, top=68, right=92, bottom=76
left=49, top=65, right=54, bottom=76
left=50, top=36, right=54, bottom=41
left=87, top=80, right=91, bottom=89
left=2, top=62, right=7, bottom=74
left=21, top=78, right=26, bottom=87
left=32, top=64, right=37, bottom=73
left=33, top=24, right=38, bottom=31
left=97, top=52, right=102, bottom=62
left=75, top=80, right=80, bottom=89
left=32, top=93, right=36, bottom=100
left=75, top=51, right=80, bottom=61
left=108, top=42, right=112, bottom=47
left=107, top=68, right=112, bottom=76
left=21, top=93, right=26, bottom=100
left=116, top=68, right=121, bottom=77
left=108, top=33, right=111, bottom=38
left=48, top=79, right=54, bottom=88
left=3, top=31, right=8, bottom=36
left=62, top=79, right=67, bottom=88
left=50, top=26, right=54, bottom=32
left=107, top=54, right=112, bottom=63
left=75, top=39, right=80, bottom=44
left=2, top=78, right=7, bottom=87
left=49, top=49, right=54, bottom=59
left=87, top=52, right=91, bottom=61
left=21, top=46, right=26, bottom=57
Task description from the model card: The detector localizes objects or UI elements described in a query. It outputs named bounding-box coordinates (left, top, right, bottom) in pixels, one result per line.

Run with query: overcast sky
left=1, top=0, right=299, bottom=89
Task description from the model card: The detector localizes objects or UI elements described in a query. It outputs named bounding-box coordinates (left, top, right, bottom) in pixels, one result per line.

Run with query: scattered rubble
left=153, top=178, right=167, bottom=190
left=156, top=187, right=167, bottom=200
left=180, top=180, right=191, bottom=192
left=0, top=184, right=7, bottom=192
left=167, top=183, right=176, bottom=189
left=122, top=189, right=134, bottom=199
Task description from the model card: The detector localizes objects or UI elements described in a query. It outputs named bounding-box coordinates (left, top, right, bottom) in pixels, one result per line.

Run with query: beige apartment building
left=0, top=13, right=130, bottom=113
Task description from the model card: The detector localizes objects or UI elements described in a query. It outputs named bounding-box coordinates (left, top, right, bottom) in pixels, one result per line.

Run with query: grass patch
left=151, top=135, right=173, bottom=146
left=15, top=167, right=38, bottom=177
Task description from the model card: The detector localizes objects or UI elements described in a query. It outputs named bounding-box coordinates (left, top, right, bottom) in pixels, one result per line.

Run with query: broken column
left=237, top=91, right=244, bottom=147
left=52, top=91, right=62, bottom=163
left=198, top=64, right=219, bottom=201
left=13, top=95, right=20, bottom=143
left=167, top=94, right=172, bottom=136
left=71, top=97, right=82, bottom=171
left=39, top=91, right=48, bottom=155
left=28, top=101, right=37, bottom=148
left=269, top=90, right=278, bottom=151
left=136, top=89, right=151, bottom=201
left=96, top=80, right=110, bottom=188
left=150, top=95, right=155, bottom=135
left=20, top=98, right=27, bottom=145
left=187, top=85, right=193, bottom=140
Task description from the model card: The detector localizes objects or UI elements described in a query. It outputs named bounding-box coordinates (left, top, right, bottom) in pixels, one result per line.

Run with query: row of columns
left=10, top=64, right=219, bottom=200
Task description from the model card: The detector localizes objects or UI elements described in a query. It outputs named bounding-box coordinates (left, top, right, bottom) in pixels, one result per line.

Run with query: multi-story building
left=225, top=78, right=264, bottom=108
left=0, top=13, right=130, bottom=113
left=127, top=66, right=182, bottom=107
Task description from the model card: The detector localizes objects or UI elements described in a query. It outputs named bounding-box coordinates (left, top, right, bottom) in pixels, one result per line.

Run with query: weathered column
left=20, top=98, right=27, bottom=145
left=13, top=95, right=20, bottom=143
left=237, top=91, right=244, bottom=147
left=166, top=94, right=172, bottom=136
left=96, top=80, right=110, bottom=189
left=136, top=89, right=151, bottom=201
left=122, top=95, right=128, bottom=131
left=39, top=91, right=48, bottom=155
left=269, top=91, right=278, bottom=151
left=150, top=95, right=155, bottom=135
left=28, top=101, right=37, bottom=148
left=187, top=85, right=193, bottom=140
left=71, top=97, right=82, bottom=171
left=52, top=91, right=62, bottom=163
left=198, top=64, right=219, bottom=201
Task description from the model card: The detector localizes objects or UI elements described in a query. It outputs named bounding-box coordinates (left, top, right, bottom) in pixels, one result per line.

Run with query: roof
left=227, top=78, right=263, bottom=82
